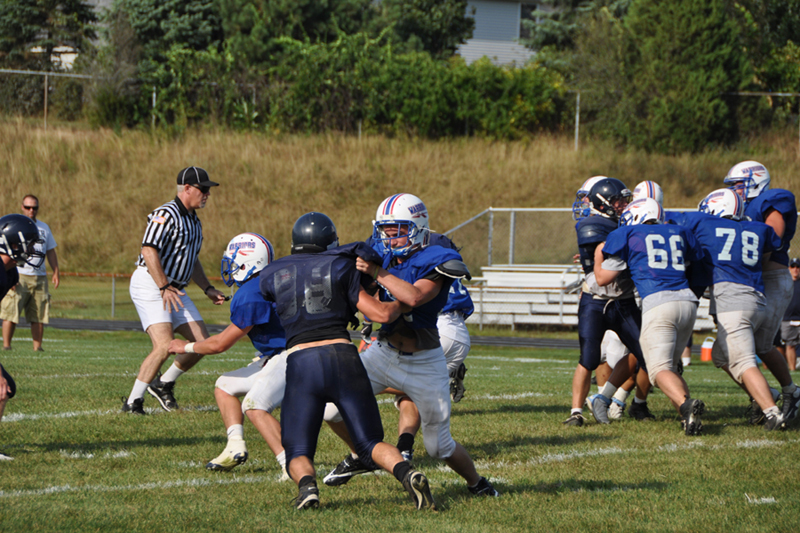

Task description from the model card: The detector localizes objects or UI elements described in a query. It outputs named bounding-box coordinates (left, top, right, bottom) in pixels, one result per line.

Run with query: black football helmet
left=588, top=178, right=632, bottom=220
left=0, top=214, right=44, bottom=267
left=291, top=212, right=339, bottom=254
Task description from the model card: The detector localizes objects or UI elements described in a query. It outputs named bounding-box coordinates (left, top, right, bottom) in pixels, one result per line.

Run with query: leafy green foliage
left=369, top=0, right=475, bottom=59
left=0, top=0, right=97, bottom=67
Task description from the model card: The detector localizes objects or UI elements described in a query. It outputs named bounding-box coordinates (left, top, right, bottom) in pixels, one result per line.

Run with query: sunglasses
left=190, top=184, right=211, bottom=194
left=23, top=205, right=39, bottom=210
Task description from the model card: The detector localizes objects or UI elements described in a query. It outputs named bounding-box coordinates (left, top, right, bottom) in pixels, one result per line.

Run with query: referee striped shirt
left=136, top=197, right=204, bottom=286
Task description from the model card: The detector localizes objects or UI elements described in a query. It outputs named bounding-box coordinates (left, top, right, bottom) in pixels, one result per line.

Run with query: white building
left=457, top=1, right=544, bottom=66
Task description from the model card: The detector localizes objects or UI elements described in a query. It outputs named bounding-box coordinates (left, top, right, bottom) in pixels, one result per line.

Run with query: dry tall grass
left=2, top=117, right=799, bottom=273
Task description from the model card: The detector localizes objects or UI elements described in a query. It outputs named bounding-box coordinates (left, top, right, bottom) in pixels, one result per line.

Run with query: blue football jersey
left=379, top=245, right=462, bottom=334
left=603, top=224, right=703, bottom=300
left=680, top=211, right=780, bottom=293
left=230, top=277, right=286, bottom=357
left=259, top=250, right=364, bottom=349
left=745, top=188, right=797, bottom=267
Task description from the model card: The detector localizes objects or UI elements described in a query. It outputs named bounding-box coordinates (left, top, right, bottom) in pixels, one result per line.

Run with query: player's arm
left=169, top=323, right=253, bottom=355
left=46, top=248, right=59, bottom=289
left=593, top=242, right=620, bottom=286
left=190, top=258, right=226, bottom=305
left=140, top=246, right=185, bottom=313
left=355, top=257, right=443, bottom=307
left=763, top=208, right=785, bottom=240
left=356, top=287, right=409, bottom=324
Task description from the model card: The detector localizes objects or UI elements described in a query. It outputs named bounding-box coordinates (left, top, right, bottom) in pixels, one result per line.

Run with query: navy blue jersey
left=379, top=245, right=461, bottom=335
left=576, top=216, right=618, bottom=275
left=680, top=212, right=780, bottom=293
left=230, top=276, right=286, bottom=357
left=603, top=224, right=703, bottom=300
left=0, top=266, right=18, bottom=301
left=259, top=249, right=364, bottom=349
left=783, top=279, right=800, bottom=321
left=745, top=188, right=797, bottom=267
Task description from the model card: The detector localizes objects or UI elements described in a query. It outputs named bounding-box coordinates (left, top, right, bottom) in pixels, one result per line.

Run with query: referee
left=122, top=167, right=226, bottom=415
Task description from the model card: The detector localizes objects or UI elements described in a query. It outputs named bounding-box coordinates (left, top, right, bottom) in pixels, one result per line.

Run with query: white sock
left=571, top=408, right=582, bottom=416
left=227, top=424, right=244, bottom=440
left=276, top=450, right=286, bottom=468
left=599, top=382, right=616, bottom=399
left=161, top=364, right=185, bottom=383
left=613, top=388, right=630, bottom=403
left=682, top=356, right=691, bottom=366
left=128, top=380, right=149, bottom=404
left=763, top=406, right=780, bottom=417
left=634, top=396, right=647, bottom=404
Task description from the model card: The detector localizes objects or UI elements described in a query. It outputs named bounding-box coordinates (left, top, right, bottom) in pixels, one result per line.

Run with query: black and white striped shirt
left=136, top=197, right=204, bottom=286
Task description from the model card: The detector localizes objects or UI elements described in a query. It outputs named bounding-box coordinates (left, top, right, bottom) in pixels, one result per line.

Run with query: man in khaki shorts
left=1, top=195, right=60, bottom=352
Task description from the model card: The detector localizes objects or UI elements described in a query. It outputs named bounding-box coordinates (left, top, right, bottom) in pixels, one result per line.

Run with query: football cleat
left=0, top=452, right=14, bottom=461
left=322, top=454, right=377, bottom=486
left=402, top=470, right=437, bottom=510
left=746, top=398, right=765, bottom=425
left=628, top=401, right=655, bottom=421
left=206, top=439, right=248, bottom=471
left=780, top=388, right=800, bottom=424
left=147, top=373, right=178, bottom=411
left=587, top=394, right=611, bottom=424
left=608, top=398, right=626, bottom=420
left=680, top=398, right=705, bottom=436
left=294, top=483, right=320, bottom=510
left=763, top=411, right=786, bottom=432
left=450, top=363, right=467, bottom=403
left=468, top=476, right=500, bottom=497
left=401, top=449, right=414, bottom=464
left=562, top=413, right=585, bottom=427
left=121, top=397, right=146, bottom=415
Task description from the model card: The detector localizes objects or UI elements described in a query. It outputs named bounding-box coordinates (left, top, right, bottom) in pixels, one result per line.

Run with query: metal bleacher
left=465, top=264, right=714, bottom=331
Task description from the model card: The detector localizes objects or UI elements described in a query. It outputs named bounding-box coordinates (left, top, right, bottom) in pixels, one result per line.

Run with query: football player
left=0, top=214, right=44, bottom=460
left=257, top=212, right=436, bottom=510
left=595, top=198, right=707, bottom=435
left=169, top=233, right=289, bottom=475
left=566, top=178, right=652, bottom=426
left=724, top=161, right=800, bottom=424
left=674, top=189, right=785, bottom=430
left=323, top=194, right=499, bottom=497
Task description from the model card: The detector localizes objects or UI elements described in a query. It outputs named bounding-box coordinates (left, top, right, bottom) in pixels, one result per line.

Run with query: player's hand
left=161, top=287, right=185, bottom=313
left=206, top=288, right=226, bottom=305
left=356, top=257, right=378, bottom=276
left=168, top=339, right=188, bottom=354
left=572, top=253, right=580, bottom=264
left=360, top=321, right=373, bottom=341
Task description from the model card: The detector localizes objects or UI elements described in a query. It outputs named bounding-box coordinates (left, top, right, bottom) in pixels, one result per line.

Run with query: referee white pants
left=129, top=266, right=203, bottom=331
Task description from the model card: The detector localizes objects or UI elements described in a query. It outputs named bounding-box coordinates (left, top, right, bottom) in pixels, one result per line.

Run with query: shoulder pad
left=435, top=260, right=471, bottom=280
left=577, top=217, right=616, bottom=245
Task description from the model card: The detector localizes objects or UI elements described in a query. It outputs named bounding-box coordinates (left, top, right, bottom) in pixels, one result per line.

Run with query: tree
left=370, top=0, right=474, bottom=59
left=0, top=0, right=97, bottom=68
left=615, top=0, right=750, bottom=152
left=521, top=0, right=630, bottom=52
left=217, top=0, right=373, bottom=68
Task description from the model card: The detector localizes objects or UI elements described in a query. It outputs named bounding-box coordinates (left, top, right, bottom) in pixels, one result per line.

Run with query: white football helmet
left=221, top=232, right=275, bottom=287
left=620, top=198, right=664, bottom=226
left=572, top=176, right=607, bottom=220
left=633, top=181, right=664, bottom=205
left=373, top=193, right=430, bottom=258
left=723, top=160, right=770, bottom=200
left=698, top=188, right=744, bottom=220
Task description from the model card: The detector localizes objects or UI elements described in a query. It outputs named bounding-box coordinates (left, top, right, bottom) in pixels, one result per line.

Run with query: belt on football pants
left=383, top=341, right=414, bottom=356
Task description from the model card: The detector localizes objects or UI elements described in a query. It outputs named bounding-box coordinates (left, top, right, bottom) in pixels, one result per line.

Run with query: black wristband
left=159, top=283, right=170, bottom=292
left=204, top=285, right=215, bottom=295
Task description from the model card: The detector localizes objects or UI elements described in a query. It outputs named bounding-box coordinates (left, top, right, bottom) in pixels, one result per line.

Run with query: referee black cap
left=177, top=167, right=219, bottom=187
left=790, top=258, right=800, bottom=267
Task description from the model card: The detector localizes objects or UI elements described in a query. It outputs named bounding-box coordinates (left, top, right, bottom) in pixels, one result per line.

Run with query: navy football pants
left=577, top=293, right=645, bottom=371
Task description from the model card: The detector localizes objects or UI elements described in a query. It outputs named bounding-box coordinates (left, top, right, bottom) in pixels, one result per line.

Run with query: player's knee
left=729, top=358, right=756, bottom=384
left=352, top=441, right=380, bottom=470
left=422, top=423, right=456, bottom=459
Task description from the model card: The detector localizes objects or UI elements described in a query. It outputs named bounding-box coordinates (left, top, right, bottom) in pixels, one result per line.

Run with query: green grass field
left=1, top=328, right=798, bottom=533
